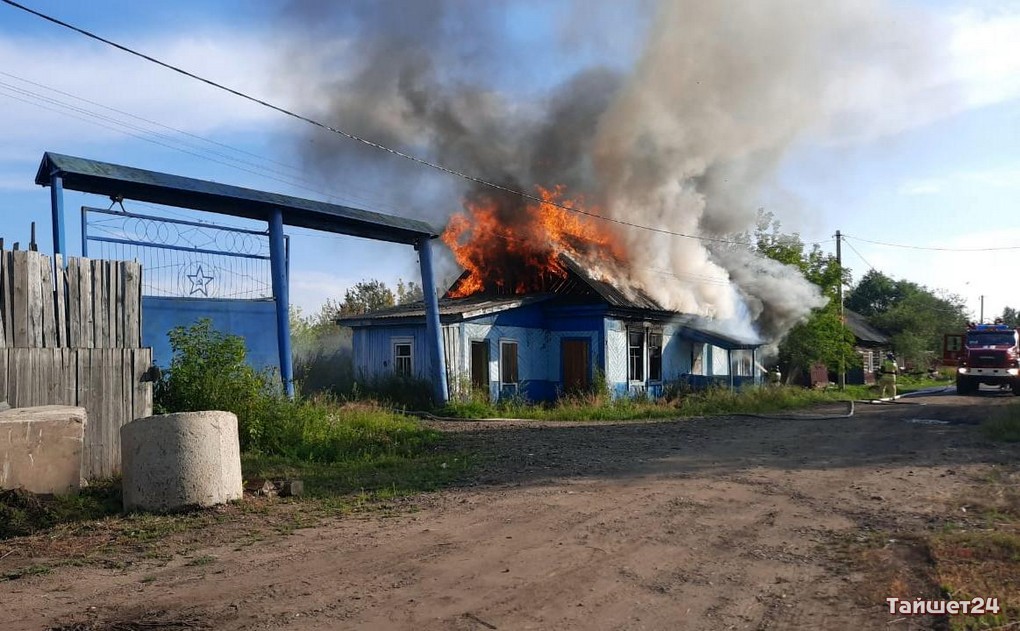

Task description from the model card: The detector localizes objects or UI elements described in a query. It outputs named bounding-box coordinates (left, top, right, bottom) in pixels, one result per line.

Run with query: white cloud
left=289, top=270, right=354, bottom=314
left=814, top=5, right=1020, bottom=147
left=950, top=8, right=1020, bottom=109
left=896, top=164, right=1020, bottom=198
left=0, top=31, right=296, bottom=147
left=897, top=179, right=943, bottom=196
left=960, top=165, right=1020, bottom=188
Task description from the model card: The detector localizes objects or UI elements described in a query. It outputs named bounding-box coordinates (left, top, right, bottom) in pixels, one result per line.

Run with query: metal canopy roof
left=35, top=152, right=437, bottom=244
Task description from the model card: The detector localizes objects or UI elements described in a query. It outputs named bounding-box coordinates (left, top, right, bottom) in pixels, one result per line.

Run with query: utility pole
left=980, top=295, right=985, bottom=323
left=836, top=230, right=845, bottom=390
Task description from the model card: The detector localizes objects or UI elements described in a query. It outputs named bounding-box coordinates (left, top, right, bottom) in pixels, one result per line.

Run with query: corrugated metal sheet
left=35, top=152, right=436, bottom=244
left=844, top=309, right=890, bottom=346
left=338, top=294, right=555, bottom=326
left=558, top=256, right=663, bottom=310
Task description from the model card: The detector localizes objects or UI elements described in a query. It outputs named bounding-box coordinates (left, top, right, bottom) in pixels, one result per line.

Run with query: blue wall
left=142, top=296, right=281, bottom=371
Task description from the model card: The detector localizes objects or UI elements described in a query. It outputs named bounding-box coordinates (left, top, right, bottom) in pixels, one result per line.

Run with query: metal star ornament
left=187, top=265, right=215, bottom=296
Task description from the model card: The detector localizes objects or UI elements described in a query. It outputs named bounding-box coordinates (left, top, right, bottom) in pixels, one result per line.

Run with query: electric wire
left=844, top=234, right=1020, bottom=253
left=1, top=0, right=775, bottom=247
left=0, top=76, right=412, bottom=217
left=842, top=237, right=877, bottom=273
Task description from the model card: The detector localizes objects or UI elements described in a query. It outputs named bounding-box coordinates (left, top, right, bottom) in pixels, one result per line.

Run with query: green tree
left=338, top=279, right=396, bottom=316
left=396, top=278, right=424, bottom=304
left=844, top=269, right=909, bottom=317
left=845, top=270, right=967, bottom=369
left=1000, top=306, right=1020, bottom=328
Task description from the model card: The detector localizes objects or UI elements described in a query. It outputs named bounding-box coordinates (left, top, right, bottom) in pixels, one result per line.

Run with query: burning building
left=338, top=188, right=763, bottom=401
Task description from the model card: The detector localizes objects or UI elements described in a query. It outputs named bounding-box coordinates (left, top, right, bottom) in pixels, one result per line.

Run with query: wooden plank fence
left=0, top=249, right=152, bottom=478
left=0, top=251, right=141, bottom=349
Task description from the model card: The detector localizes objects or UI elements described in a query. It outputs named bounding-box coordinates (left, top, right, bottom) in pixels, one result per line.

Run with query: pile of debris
left=243, top=479, right=304, bottom=498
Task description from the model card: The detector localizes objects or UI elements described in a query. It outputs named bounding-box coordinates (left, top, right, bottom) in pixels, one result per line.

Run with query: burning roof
left=440, top=186, right=629, bottom=300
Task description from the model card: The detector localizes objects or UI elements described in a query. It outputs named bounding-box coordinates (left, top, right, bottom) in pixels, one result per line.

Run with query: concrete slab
left=0, top=405, right=87, bottom=495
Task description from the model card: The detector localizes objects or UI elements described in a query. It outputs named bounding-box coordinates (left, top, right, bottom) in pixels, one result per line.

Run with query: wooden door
left=470, top=341, right=489, bottom=390
left=562, top=339, right=590, bottom=392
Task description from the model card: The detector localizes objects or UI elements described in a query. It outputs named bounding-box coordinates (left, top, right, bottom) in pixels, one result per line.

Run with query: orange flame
left=441, top=186, right=626, bottom=298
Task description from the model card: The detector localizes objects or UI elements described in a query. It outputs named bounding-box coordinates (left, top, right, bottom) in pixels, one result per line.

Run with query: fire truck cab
left=956, top=323, right=1020, bottom=396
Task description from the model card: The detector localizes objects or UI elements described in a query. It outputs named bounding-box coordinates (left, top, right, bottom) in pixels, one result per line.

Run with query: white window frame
left=392, top=337, right=414, bottom=376
left=627, top=327, right=645, bottom=383
left=628, top=325, right=663, bottom=384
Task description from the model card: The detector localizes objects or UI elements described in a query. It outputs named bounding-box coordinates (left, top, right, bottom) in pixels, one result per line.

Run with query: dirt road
left=5, top=390, right=1020, bottom=630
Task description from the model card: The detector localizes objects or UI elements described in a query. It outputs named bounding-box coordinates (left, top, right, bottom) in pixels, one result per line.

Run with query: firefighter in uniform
left=769, top=366, right=782, bottom=387
left=879, top=352, right=899, bottom=399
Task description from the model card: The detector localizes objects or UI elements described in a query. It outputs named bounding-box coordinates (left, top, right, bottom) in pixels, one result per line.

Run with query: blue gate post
left=416, top=237, right=449, bottom=404
left=49, top=172, right=66, bottom=261
left=269, top=209, right=294, bottom=397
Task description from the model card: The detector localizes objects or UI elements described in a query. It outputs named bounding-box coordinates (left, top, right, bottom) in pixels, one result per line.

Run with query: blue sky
left=1, top=0, right=1018, bottom=323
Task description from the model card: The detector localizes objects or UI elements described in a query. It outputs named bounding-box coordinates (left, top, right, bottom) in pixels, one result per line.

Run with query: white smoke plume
left=281, top=0, right=941, bottom=343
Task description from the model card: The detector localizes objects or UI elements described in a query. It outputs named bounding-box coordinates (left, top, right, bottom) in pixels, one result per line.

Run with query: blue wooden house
left=339, top=257, right=763, bottom=401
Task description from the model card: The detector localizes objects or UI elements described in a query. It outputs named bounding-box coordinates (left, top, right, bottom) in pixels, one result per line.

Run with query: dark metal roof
left=844, top=309, right=890, bottom=346
left=337, top=294, right=556, bottom=327
left=558, top=255, right=663, bottom=310
left=35, top=152, right=437, bottom=244
left=669, top=315, right=761, bottom=350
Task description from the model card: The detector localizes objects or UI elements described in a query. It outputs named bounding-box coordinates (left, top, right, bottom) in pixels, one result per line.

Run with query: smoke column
left=280, top=0, right=937, bottom=343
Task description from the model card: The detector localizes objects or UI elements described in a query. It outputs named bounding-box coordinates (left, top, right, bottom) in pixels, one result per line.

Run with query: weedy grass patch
left=0, top=480, right=122, bottom=539
left=982, top=403, right=1020, bottom=443
left=925, top=468, right=1020, bottom=629
left=928, top=528, right=1020, bottom=629
left=439, top=385, right=848, bottom=421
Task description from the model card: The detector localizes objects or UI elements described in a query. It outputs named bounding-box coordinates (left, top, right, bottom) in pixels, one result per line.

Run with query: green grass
left=0, top=480, right=122, bottom=539
left=242, top=452, right=471, bottom=509
left=983, top=403, right=1020, bottom=442
left=2, top=564, right=52, bottom=581
left=930, top=529, right=1020, bottom=629
left=439, top=385, right=851, bottom=422
left=0, top=400, right=468, bottom=541
left=897, top=373, right=953, bottom=393
left=184, top=555, right=217, bottom=567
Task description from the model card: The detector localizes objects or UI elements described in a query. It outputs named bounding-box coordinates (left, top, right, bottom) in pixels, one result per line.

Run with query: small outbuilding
left=843, top=309, right=892, bottom=385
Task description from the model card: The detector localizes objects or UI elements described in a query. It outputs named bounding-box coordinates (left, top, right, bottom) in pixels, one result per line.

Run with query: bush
left=154, top=319, right=441, bottom=461
left=154, top=318, right=274, bottom=441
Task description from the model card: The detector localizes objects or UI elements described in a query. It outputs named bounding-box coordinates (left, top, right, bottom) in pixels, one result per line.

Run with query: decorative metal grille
left=82, top=207, right=284, bottom=299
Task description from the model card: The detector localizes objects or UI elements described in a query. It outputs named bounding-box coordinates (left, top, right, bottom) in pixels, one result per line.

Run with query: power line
left=1, top=0, right=761, bottom=247
left=844, top=234, right=1020, bottom=252
left=0, top=74, right=415, bottom=217
left=842, top=238, right=877, bottom=272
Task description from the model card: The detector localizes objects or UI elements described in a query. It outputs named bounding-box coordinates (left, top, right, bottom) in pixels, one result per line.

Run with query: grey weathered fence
left=0, top=250, right=152, bottom=478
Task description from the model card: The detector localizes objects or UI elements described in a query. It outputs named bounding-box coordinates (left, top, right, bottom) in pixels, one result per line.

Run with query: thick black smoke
left=279, top=0, right=936, bottom=343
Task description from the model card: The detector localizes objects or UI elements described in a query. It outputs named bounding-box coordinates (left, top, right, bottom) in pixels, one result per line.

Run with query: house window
left=628, top=329, right=644, bottom=382
left=393, top=339, right=413, bottom=376
left=500, top=341, right=519, bottom=386
left=860, top=349, right=874, bottom=374
left=648, top=332, right=663, bottom=381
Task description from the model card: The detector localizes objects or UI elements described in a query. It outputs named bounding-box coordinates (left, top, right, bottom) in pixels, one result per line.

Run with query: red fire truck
left=955, top=323, right=1020, bottom=395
